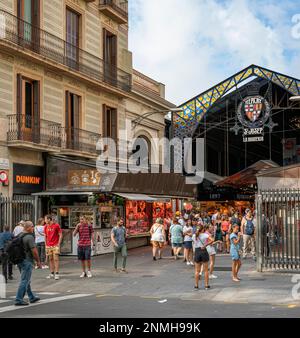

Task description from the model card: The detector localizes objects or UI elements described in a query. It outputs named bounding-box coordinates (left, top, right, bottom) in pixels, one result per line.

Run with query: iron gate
left=0, top=195, right=35, bottom=232
left=257, top=189, right=300, bottom=271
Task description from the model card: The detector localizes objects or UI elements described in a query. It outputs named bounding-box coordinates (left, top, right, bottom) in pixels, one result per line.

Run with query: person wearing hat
left=150, top=218, right=166, bottom=261
left=13, top=220, right=25, bottom=237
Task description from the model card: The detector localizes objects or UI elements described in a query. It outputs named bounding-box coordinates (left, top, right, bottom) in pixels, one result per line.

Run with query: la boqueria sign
left=13, top=163, right=44, bottom=194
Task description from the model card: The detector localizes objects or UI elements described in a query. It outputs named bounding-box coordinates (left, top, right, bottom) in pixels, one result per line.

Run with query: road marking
left=96, top=294, right=122, bottom=298
left=36, top=292, right=60, bottom=296
left=0, top=294, right=92, bottom=314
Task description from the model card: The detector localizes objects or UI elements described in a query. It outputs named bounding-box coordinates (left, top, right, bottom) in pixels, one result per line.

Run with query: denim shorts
left=172, top=242, right=183, bottom=248
left=183, top=241, right=193, bottom=249
left=78, top=246, right=91, bottom=261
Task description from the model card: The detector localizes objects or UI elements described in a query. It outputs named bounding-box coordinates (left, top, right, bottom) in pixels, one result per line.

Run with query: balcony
left=7, top=114, right=62, bottom=151
left=0, top=9, right=131, bottom=92
left=99, top=0, right=128, bottom=24
left=61, top=128, right=101, bottom=156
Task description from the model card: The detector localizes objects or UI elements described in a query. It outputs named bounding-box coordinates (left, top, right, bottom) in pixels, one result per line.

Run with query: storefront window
left=126, top=201, right=151, bottom=236
left=152, top=202, right=173, bottom=220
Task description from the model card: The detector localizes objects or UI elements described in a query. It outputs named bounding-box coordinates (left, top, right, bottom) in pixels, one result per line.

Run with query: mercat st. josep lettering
left=99, top=323, right=133, bottom=336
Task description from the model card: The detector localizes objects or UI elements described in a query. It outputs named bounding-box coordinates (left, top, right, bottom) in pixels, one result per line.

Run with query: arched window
left=132, top=136, right=151, bottom=168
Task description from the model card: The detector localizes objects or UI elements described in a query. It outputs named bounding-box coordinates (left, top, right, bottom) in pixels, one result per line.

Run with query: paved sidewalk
left=3, top=246, right=300, bottom=306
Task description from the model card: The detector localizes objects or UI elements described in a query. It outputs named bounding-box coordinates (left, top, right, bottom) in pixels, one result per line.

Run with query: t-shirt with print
left=45, top=223, right=62, bottom=247
left=112, top=226, right=126, bottom=246
left=183, top=225, right=193, bottom=242
left=77, top=223, right=94, bottom=247
left=21, top=233, right=37, bottom=262
left=192, top=233, right=209, bottom=249
left=170, top=224, right=183, bottom=244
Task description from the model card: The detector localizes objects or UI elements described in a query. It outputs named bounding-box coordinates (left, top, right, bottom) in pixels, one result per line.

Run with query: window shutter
left=102, top=104, right=107, bottom=137
left=33, top=80, right=40, bottom=143
left=32, top=0, right=40, bottom=52
left=111, top=35, right=117, bottom=66
left=103, top=29, right=107, bottom=62
left=111, top=108, right=117, bottom=141
left=16, top=73, right=22, bottom=139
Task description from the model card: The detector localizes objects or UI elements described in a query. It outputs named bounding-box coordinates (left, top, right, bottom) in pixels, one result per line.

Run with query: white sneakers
left=46, top=273, right=59, bottom=280
left=80, top=271, right=92, bottom=278
left=186, top=261, right=191, bottom=266
left=209, top=274, right=218, bottom=279
left=54, top=273, right=59, bottom=280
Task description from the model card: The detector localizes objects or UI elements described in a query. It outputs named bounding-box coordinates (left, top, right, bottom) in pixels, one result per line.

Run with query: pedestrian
left=211, top=209, right=220, bottom=225
left=44, top=215, right=62, bottom=280
left=183, top=219, right=194, bottom=266
left=230, top=211, right=241, bottom=232
left=163, top=216, right=171, bottom=245
left=13, top=220, right=25, bottom=237
left=200, top=224, right=219, bottom=279
left=230, top=224, right=242, bottom=282
left=241, top=210, right=256, bottom=259
left=34, top=217, right=48, bottom=269
left=169, top=217, right=183, bottom=260
left=14, top=221, right=42, bottom=306
left=150, top=218, right=166, bottom=261
left=73, top=216, right=94, bottom=278
left=193, top=224, right=214, bottom=290
left=221, top=215, right=230, bottom=253
left=111, top=218, right=128, bottom=273
left=215, top=215, right=223, bottom=253
left=0, top=225, right=13, bottom=282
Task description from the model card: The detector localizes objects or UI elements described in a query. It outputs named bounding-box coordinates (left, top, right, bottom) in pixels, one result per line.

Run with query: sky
left=128, top=0, right=300, bottom=105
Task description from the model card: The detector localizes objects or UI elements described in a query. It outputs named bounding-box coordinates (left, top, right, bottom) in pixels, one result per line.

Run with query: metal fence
left=0, top=195, right=35, bottom=232
left=256, top=189, right=300, bottom=271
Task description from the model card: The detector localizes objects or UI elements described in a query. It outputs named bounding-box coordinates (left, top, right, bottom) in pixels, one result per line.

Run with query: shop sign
left=13, top=163, right=44, bottom=194
left=0, top=171, right=8, bottom=184
left=0, top=158, right=9, bottom=170
left=68, top=170, right=101, bottom=187
left=93, top=229, right=114, bottom=255
left=232, top=95, right=274, bottom=143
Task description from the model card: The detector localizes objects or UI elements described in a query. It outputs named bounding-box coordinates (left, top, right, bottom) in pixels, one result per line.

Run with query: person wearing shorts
left=73, top=216, right=94, bottom=278
left=183, top=219, right=193, bottom=266
left=230, top=225, right=242, bottom=282
left=44, top=215, right=62, bottom=280
left=150, top=218, right=166, bottom=261
left=200, top=224, right=218, bottom=279
left=192, top=225, right=214, bottom=290
left=169, top=218, right=183, bottom=260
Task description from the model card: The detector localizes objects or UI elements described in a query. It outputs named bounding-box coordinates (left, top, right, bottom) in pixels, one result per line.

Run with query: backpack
left=6, top=233, right=31, bottom=264
left=245, top=218, right=254, bottom=236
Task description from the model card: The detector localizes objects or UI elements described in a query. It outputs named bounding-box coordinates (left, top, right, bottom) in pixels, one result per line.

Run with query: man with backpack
left=241, top=209, right=256, bottom=260
left=0, top=225, right=14, bottom=283
left=7, top=221, right=42, bottom=306
left=73, top=216, right=94, bottom=278
left=111, top=218, right=128, bottom=273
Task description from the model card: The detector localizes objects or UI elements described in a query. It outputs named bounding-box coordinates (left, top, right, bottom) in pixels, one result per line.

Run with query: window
left=66, top=8, right=80, bottom=68
left=65, top=91, right=81, bottom=149
left=16, top=74, right=40, bottom=142
left=103, top=105, right=117, bottom=140
left=103, top=29, right=117, bottom=85
left=17, top=0, right=40, bottom=49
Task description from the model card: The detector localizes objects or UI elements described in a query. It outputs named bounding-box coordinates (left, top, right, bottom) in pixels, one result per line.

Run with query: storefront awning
left=32, top=192, right=93, bottom=196
left=114, top=193, right=159, bottom=201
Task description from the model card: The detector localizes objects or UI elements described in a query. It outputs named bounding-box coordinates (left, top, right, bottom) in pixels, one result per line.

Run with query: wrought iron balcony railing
left=0, top=9, right=131, bottom=92
left=99, top=0, right=128, bottom=22
left=7, top=114, right=62, bottom=147
left=62, top=128, right=101, bottom=155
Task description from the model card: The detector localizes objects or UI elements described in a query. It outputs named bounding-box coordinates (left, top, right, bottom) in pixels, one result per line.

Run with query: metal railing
left=7, top=114, right=62, bottom=147
left=256, top=189, right=300, bottom=271
left=0, top=9, right=131, bottom=92
left=99, top=0, right=128, bottom=19
left=62, top=127, right=101, bottom=154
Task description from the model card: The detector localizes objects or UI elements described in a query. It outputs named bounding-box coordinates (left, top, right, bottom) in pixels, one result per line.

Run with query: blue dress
left=230, top=233, right=240, bottom=261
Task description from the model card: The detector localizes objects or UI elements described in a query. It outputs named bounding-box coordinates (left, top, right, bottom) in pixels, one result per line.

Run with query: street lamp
left=289, top=96, right=300, bottom=101
left=131, top=108, right=182, bottom=131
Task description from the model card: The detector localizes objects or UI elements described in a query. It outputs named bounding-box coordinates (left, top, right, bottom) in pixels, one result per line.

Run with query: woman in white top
left=150, top=218, right=166, bottom=261
left=192, top=224, right=214, bottom=290
left=183, top=219, right=194, bottom=266
left=34, top=217, right=48, bottom=269
left=13, top=220, right=25, bottom=237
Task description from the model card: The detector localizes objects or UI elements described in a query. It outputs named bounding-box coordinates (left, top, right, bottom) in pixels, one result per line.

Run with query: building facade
left=0, top=0, right=175, bottom=200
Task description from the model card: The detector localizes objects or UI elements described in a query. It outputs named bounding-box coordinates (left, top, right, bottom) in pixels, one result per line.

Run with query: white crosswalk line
left=0, top=294, right=92, bottom=314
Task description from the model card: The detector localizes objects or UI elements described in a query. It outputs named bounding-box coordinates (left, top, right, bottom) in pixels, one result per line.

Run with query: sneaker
left=46, top=273, right=54, bottom=279
left=205, top=285, right=211, bottom=290
left=80, top=272, right=86, bottom=278
left=186, top=261, right=191, bottom=266
left=120, top=269, right=128, bottom=274
left=42, top=265, right=49, bottom=269
left=194, top=286, right=199, bottom=290
left=87, top=271, right=92, bottom=278
left=15, top=301, right=29, bottom=306
left=35, top=265, right=39, bottom=270
left=190, top=262, right=194, bottom=266
left=153, top=257, right=157, bottom=261
left=8, top=275, right=13, bottom=280
left=209, top=274, right=218, bottom=279
left=54, top=273, right=60, bottom=280
left=29, top=297, right=40, bottom=304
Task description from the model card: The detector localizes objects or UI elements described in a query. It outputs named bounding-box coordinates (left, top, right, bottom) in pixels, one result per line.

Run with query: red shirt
left=77, top=223, right=93, bottom=247
left=221, top=221, right=230, bottom=232
left=45, top=223, right=62, bottom=247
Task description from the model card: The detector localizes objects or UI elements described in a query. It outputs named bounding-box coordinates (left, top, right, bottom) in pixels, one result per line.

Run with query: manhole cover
left=214, top=267, right=232, bottom=271
left=142, top=275, right=155, bottom=278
